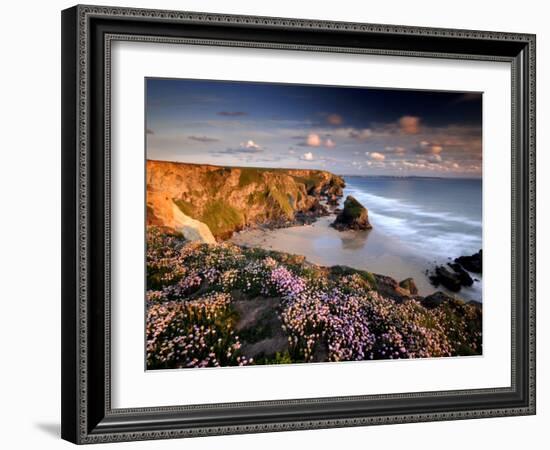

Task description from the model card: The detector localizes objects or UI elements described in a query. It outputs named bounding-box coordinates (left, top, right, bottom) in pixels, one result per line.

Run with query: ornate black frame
left=61, top=4, right=536, bottom=444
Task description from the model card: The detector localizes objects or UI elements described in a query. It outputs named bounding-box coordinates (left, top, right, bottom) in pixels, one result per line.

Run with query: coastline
left=231, top=209, right=482, bottom=302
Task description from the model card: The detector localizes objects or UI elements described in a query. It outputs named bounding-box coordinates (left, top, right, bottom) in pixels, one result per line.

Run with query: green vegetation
left=254, top=351, right=293, bottom=365
left=290, top=173, right=324, bottom=192
left=147, top=227, right=482, bottom=369
left=201, top=199, right=245, bottom=238
left=329, top=265, right=377, bottom=290
left=238, top=167, right=265, bottom=187
left=342, top=195, right=366, bottom=219
left=267, top=186, right=294, bottom=218
left=173, top=198, right=194, bottom=217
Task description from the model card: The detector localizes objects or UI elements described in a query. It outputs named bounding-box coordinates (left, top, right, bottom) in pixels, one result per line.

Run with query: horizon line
left=146, top=158, right=481, bottom=180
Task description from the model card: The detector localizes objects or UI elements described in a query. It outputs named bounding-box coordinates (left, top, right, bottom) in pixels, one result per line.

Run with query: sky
left=146, top=78, right=482, bottom=177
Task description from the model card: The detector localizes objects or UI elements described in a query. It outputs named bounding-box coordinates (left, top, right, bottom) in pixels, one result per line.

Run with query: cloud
left=349, top=128, right=372, bottom=141
left=215, top=139, right=263, bottom=156
left=299, top=133, right=336, bottom=148
left=369, top=152, right=386, bottom=161
left=302, top=152, right=314, bottom=161
left=417, top=141, right=443, bottom=155
left=325, top=138, right=336, bottom=148
left=399, top=116, right=421, bottom=134
left=217, top=148, right=261, bottom=155
left=306, top=133, right=322, bottom=147
left=326, top=114, right=343, bottom=125
left=146, top=128, right=155, bottom=135
left=451, top=93, right=481, bottom=104
left=188, top=135, right=220, bottom=143
left=217, top=111, right=248, bottom=117
left=382, top=146, right=407, bottom=155
left=241, top=140, right=261, bottom=151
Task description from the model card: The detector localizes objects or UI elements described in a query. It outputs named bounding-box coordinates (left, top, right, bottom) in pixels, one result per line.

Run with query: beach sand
left=230, top=214, right=482, bottom=301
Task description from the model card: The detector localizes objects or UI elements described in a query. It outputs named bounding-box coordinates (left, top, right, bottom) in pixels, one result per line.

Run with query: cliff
left=146, top=160, right=346, bottom=240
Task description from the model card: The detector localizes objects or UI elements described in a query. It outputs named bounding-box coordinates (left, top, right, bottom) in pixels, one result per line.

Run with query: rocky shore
left=428, top=250, right=482, bottom=292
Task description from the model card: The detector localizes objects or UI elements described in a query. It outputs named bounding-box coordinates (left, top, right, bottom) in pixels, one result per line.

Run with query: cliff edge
left=146, top=160, right=345, bottom=240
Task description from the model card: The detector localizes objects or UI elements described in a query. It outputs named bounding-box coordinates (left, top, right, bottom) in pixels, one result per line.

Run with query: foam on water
left=344, top=177, right=482, bottom=262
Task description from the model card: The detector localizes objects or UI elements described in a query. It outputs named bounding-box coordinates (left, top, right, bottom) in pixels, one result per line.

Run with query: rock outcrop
left=399, top=278, right=419, bottom=296
left=331, top=195, right=372, bottom=231
left=146, top=160, right=345, bottom=240
left=422, top=291, right=456, bottom=308
left=455, top=250, right=482, bottom=274
left=428, top=249, right=481, bottom=292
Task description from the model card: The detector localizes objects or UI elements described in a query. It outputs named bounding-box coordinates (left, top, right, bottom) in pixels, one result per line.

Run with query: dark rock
left=373, top=274, right=413, bottom=302
left=327, top=195, right=340, bottom=206
left=432, top=265, right=462, bottom=292
left=455, top=249, right=482, bottom=274
left=422, top=291, right=455, bottom=308
left=428, top=260, right=475, bottom=292
left=448, top=262, right=474, bottom=287
left=399, top=278, right=418, bottom=295
left=331, top=195, right=372, bottom=231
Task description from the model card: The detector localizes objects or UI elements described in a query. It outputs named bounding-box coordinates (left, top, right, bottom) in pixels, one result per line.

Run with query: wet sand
left=230, top=214, right=482, bottom=301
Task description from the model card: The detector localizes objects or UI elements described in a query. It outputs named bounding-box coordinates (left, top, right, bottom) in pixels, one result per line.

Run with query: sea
left=231, top=176, right=483, bottom=302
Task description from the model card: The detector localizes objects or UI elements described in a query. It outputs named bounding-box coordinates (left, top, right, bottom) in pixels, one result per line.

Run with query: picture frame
left=61, top=4, right=536, bottom=444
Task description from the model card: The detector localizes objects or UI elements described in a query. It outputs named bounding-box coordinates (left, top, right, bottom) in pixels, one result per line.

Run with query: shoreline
left=230, top=214, right=482, bottom=301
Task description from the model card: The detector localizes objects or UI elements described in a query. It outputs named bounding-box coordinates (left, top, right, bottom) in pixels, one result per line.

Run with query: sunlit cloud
left=302, top=152, right=314, bottom=161
left=399, top=116, right=421, bottom=134
left=299, top=133, right=336, bottom=148
left=384, top=146, right=407, bottom=155
left=306, top=133, right=322, bottom=147
left=326, top=114, right=343, bottom=125
left=241, top=140, right=262, bottom=150
left=369, top=152, right=386, bottom=161
left=417, top=141, right=443, bottom=155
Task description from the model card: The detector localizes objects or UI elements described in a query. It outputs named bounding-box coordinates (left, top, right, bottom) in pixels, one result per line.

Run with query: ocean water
left=344, top=176, right=482, bottom=261
left=231, top=176, right=483, bottom=301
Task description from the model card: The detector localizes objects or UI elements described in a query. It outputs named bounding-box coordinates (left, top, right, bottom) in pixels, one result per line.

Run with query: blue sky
left=146, top=78, right=482, bottom=177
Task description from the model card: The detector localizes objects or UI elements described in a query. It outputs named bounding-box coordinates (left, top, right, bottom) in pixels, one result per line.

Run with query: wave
left=343, top=183, right=482, bottom=260
left=345, top=188, right=482, bottom=229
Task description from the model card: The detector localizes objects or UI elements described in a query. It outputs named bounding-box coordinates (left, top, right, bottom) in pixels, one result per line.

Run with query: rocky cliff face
left=146, top=160, right=345, bottom=240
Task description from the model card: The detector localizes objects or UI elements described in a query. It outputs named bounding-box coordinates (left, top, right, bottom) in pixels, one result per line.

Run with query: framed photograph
left=61, top=5, right=536, bottom=444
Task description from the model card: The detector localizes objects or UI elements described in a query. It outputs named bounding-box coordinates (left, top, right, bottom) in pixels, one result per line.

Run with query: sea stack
left=331, top=195, right=372, bottom=231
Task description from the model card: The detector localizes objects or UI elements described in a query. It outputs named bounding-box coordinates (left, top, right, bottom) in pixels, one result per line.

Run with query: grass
left=238, top=168, right=265, bottom=187
left=175, top=197, right=246, bottom=239
left=329, top=265, right=377, bottom=289
left=289, top=174, right=322, bottom=192
left=343, top=196, right=365, bottom=219
left=201, top=199, right=245, bottom=238
left=267, top=186, right=294, bottom=218
left=173, top=198, right=195, bottom=217
left=253, top=351, right=293, bottom=365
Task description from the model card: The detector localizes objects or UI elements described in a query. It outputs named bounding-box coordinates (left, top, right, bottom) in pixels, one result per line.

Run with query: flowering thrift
left=146, top=226, right=482, bottom=369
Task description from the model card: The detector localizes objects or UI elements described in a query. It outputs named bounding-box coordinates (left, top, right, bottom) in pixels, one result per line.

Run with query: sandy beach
left=230, top=214, right=482, bottom=301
